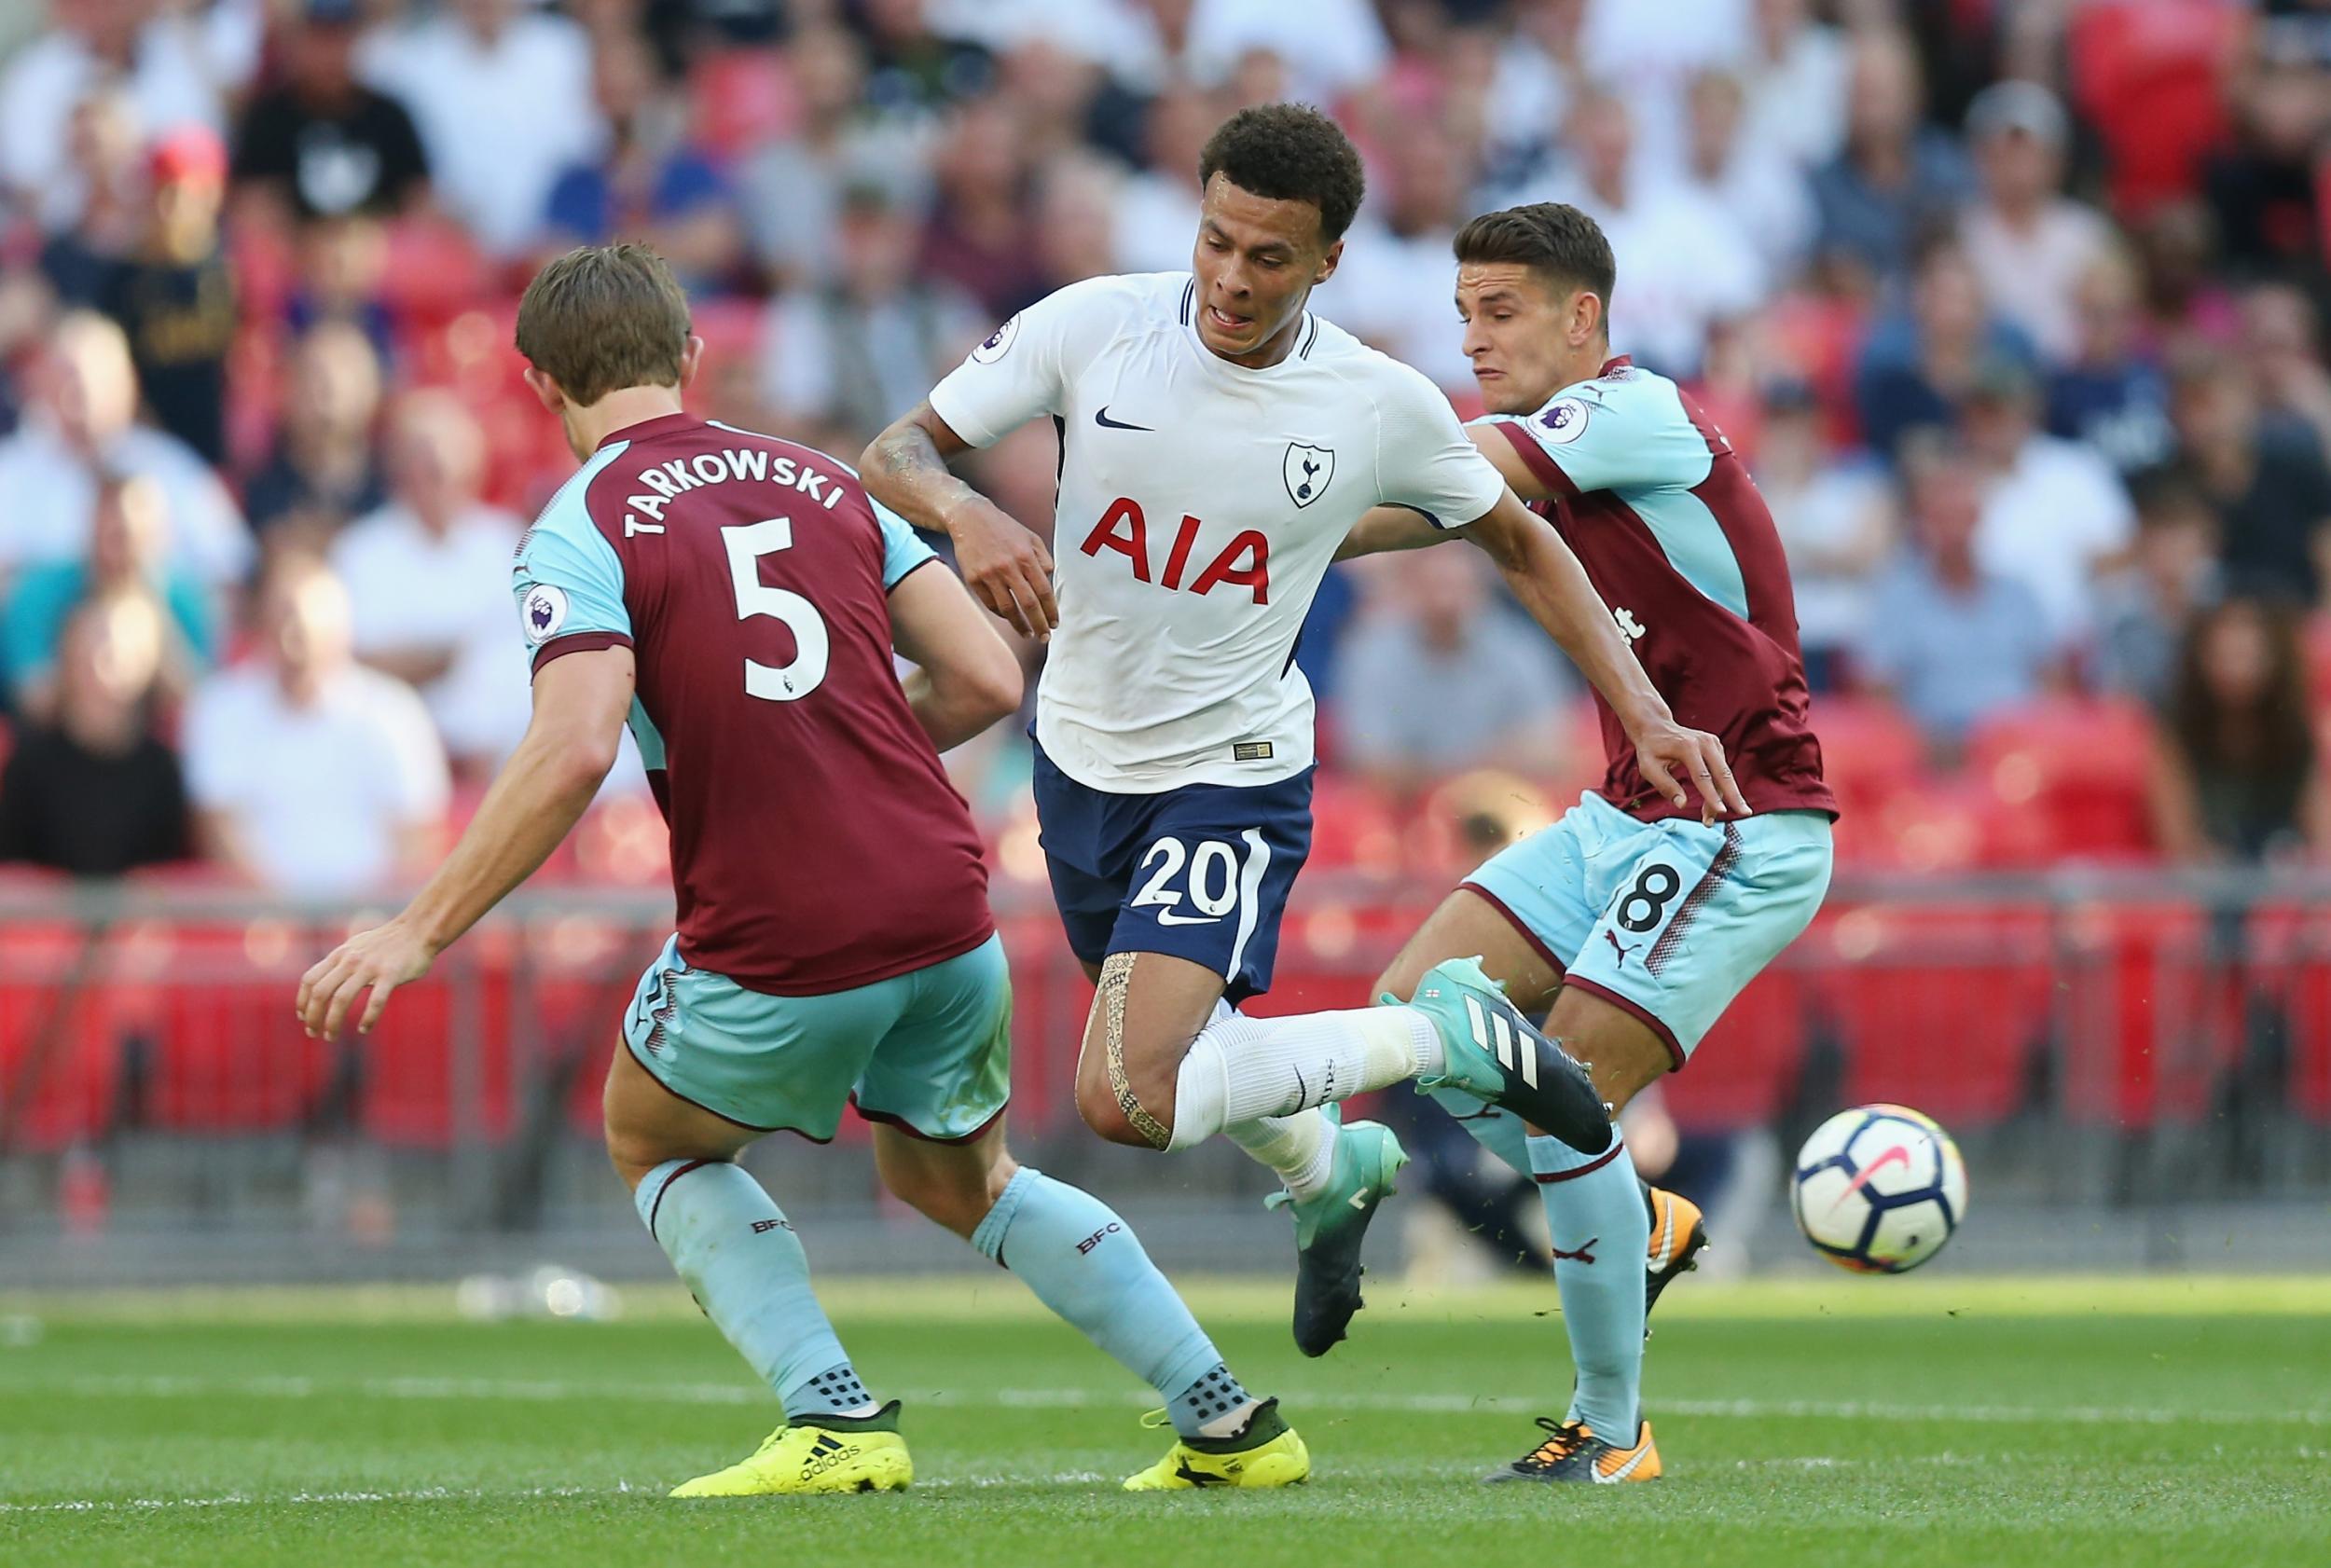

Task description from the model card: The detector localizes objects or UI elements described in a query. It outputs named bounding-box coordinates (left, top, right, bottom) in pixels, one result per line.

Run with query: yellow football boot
left=669, top=1400, right=913, bottom=1497
left=1122, top=1397, right=1311, bottom=1491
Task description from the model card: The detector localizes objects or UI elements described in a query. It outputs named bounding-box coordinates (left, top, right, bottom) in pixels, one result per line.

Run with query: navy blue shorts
left=1031, top=741, right=1314, bottom=1004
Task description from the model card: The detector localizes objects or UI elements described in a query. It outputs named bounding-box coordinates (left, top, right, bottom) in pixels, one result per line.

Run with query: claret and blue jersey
left=1457, top=357, right=1838, bottom=1066
left=511, top=412, right=994, bottom=999
left=1480, top=356, right=1838, bottom=827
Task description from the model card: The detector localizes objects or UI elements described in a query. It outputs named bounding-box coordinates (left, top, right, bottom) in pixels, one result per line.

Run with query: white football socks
left=1225, top=1111, right=1336, bottom=1200
left=1166, top=1003, right=1442, bottom=1152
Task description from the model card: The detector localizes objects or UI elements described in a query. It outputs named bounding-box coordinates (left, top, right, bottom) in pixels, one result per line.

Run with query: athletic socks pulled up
left=1524, top=1133, right=1649, bottom=1441
left=634, top=1158, right=876, bottom=1421
left=1168, top=1004, right=1442, bottom=1150
left=972, top=1165, right=1253, bottom=1439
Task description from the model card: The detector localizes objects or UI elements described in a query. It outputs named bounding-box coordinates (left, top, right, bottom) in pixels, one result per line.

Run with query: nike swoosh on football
left=1094, top=406, right=1153, bottom=431
left=1827, top=1145, right=1913, bottom=1211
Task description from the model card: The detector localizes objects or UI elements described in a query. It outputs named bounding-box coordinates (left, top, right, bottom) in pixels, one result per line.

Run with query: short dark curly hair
left=1453, top=203, right=1617, bottom=309
left=1197, top=103, right=1366, bottom=244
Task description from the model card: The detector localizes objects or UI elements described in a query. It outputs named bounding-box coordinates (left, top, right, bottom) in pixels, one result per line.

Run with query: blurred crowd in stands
left=3, top=0, right=2330, bottom=895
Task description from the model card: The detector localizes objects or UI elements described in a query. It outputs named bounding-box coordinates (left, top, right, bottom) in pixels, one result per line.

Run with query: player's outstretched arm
left=295, top=647, right=634, bottom=1038
left=889, top=557, right=1025, bottom=752
left=863, top=403, right=1057, bottom=640
left=1460, top=489, right=1750, bottom=822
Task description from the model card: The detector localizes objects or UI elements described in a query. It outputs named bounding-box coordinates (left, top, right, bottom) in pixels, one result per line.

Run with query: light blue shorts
left=622, top=932, right=1012, bottom=1143
left=1463, top=792, right=1833, bottom=1067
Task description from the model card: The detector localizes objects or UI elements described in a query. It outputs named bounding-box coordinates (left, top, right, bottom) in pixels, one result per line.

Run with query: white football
left=1790, top=1104, right=1968, bottom=1272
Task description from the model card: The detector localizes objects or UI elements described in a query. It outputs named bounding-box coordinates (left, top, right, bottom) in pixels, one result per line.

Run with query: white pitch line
left=5, top=1373, right=2325, bottom=1429
left=0, top=1474, right=1113, bottom=1515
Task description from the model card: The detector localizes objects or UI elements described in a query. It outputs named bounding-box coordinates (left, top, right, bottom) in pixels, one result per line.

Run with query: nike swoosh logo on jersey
left=1153, top=909, right=1224, bottom=926
left=1094, top=406, right=1153, bottom=431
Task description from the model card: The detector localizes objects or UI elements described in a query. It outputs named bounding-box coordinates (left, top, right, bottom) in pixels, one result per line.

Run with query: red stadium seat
left=1967, top=699, right=2158, bottom=865
left=1660, top=968, right=1810, bottom=1130
left=1815, top=903, right=2055, bottom=1126
left=1811, top=696, right=1927, bottom=846
left=1308, top=777, right=1404, bottom=873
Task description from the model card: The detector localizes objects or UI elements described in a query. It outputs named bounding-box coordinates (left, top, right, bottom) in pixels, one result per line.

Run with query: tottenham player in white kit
left=865, top=105, right=1746, bottom=1358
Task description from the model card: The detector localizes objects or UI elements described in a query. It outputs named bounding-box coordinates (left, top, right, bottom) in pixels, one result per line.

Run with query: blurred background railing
left=7, top=861, right=2330, bottom=1287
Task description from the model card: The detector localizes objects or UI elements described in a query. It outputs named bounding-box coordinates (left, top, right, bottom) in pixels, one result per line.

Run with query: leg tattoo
left=1098, top=953, right=1173, bottom=1149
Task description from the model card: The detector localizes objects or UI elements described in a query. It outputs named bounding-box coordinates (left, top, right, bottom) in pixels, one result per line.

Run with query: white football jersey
left=930, top=271, right=1506, bottom=792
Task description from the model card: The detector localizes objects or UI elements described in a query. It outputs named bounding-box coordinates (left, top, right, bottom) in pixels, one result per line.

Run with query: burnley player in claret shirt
left=1341, top=201, right=1839, bottom=1484
left=296, top=242, right=1313, bottom=1497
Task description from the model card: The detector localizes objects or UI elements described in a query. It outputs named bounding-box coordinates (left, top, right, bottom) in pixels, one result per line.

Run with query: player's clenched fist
left=945, top=497, right=1057, bottom=640
left=296, top=918, right=437, bottom=1038
left=1631, top=718, right=1751, bottom=826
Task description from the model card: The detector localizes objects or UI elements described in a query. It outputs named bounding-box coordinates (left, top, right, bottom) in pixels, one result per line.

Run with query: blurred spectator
left=184, top=553, right=448, bottom=895
left=917, top=93, right=1042, bottom=319
left=993, top=38, right=1109, bottom=168
left=2171, top=349, right=2331, bottom=604
left=1574, top=0, right=1751, bottom=180
left=1477, top=0, right=1585, bottom=193
left=241, top=320, right=388, bottom=541
left=35, top=88, right=145, bottom=306
left=2045, top=245, right=2177, bottom=476
left=230, top=0, right=431, bottom=227
left=1333, top=547, right=1572, bottom=799
left=4, top=471, right=212, bottom=714
left=0, top=310, right=249, bottom=589
left=1028, top=152, right=1121, bottom=296
left=0, top=591, right=190, bottom=876
left=541, top=28, right=742, bottom=295
left=328, top=392, right=529, bottom=768
left=1855, top=233, right=2034, bottom=458
left=2132, top=199, right=2242, bottom=345
left=1681, top=67, right=1814, bottom=282
left=1550, top=85, right=1762, bottom=379
left=1859, top=438, right=2059, bottom=755
left=738, top=26, right=924, bottom=290
left=1110, top=78, right=1211, bottom=274
left=1958, top=81, right=2113, bottom=364
left=1331, top=117, right=1471, bottom=391
left=764, top=185, right=986, bottom=449
left=1754, top=379, right=1894, bottom=690
left=1808, top=28, right=1971, bottom=291
left=1182, top=0, right=1390, bottom=104
left=857, top=0, right=998, bottom=113
left=358, top=0, right=599, bottom=258
left=1741, top=0, right=1849, bottom=172
left=0, top=0, right=234, bottom=231
left=2261, top=0, right=2331, bottom=69
left=2201, top=52, right=2329, bottom=285
left=94, top=126, right=235, bottom=463
left=1962, top=358, right=2134, bottom=642
left=2093, top=467, right=2223, bottom=707
left=282, top=213, right=395, bottom=356
left=2149, top=597, right=2329, bottom=863
left=2242, top=282, right=2331, bottom=460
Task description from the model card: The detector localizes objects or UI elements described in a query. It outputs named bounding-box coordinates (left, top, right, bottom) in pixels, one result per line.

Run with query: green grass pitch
left=2, top=1276, right=2324, bottom=1567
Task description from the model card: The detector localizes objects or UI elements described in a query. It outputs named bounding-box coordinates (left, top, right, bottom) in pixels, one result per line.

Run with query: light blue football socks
left=972, top=1166, right=1250, bottom=1438
left=635, top=1158, right=875, bottom=1420
left=1525, top=1133, right=1648, bottom=1441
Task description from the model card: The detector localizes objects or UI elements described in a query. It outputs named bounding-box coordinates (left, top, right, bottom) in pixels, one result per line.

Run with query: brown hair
left=2169, top=596, right=2314, bottom=778
left=1452, top=203, right=1616, bottom=309
left=514, top=243, right=692, bottom=407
